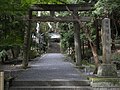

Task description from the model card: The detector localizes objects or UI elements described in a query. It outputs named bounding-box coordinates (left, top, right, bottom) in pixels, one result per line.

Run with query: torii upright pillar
left=73, top=11, right=82, bottom=65
left=22, top=9, right=32, bottom=68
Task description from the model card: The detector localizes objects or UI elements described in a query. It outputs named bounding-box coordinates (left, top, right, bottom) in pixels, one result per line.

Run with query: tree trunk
left=85, top=27, right=99, bottom=74
left=89, top=41, right=99, bottom=74
left=11, top=49, right=15, bottom=59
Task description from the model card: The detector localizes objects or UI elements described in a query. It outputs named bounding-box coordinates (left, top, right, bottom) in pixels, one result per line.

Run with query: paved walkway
left=14, top=53, right=87, bottom=81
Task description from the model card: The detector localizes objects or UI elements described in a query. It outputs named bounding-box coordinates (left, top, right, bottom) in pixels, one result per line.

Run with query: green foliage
left=0, top=13, right=24, bottom=46
left=0, top=45, right=12, bottom=51
left=0, top=0, right=31, bottom=53
left=111, top=52, right=120, bottom=61
left=0, top=50, right=7, bottom=59
left=60, top=23, right=74, bottom=52
left=29, top=50, right=39, bottom=59
left=93, top=0, right=120, bottom=16
left=0, top=49, right=8, bottom=63
left=81, top=60, right=89, bottom=65
left=89, top=77, right=120, bottom=85
left=84, top=48, right=93, bottom=58
left=35, top=0, right=88, bottom=4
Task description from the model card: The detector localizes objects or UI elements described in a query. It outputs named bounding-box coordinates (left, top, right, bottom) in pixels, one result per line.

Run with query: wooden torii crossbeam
left=28, top=4, right=93, bottom=22
left=31, top=16, right=91, bottom=22
left=30, top=4, right=93, bottom=11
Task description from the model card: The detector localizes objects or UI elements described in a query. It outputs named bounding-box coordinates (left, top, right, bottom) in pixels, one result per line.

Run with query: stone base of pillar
left=97, top=64, right=117, bottom=77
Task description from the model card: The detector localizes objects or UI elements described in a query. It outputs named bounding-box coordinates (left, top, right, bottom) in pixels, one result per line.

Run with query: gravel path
left=14, top=53, right=87, bottom=81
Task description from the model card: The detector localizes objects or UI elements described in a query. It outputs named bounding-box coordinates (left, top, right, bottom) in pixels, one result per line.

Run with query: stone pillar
left=101, top=18, right=111, bottom=64
left=73, top=11, right=82, bottom=65
left=0, top=72, right=4, bottom=90
left=97, top=18, right=117, bottom=77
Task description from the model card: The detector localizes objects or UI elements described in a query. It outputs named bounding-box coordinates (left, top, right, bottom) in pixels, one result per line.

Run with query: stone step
left=9, top=86, right=93, bottom=90
left=11, top=80, right=90, bottom=86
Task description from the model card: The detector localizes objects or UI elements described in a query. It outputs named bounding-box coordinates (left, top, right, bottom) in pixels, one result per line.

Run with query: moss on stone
left=89, top=77, right=120, bottom=85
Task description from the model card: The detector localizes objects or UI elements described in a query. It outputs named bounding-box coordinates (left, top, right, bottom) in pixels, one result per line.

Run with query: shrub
left=111, top=52, right=120, bottom=61
left=29, top=50, right=39, bottom=59
left=0, top=50, right=8, bottom=63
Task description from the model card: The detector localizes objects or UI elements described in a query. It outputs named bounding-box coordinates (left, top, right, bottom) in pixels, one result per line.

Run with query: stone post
left=97, top=18, right=117, bottom=77
left=101, top=18, right=111, bottom=63
left=0, top=72, right=4, bottom=90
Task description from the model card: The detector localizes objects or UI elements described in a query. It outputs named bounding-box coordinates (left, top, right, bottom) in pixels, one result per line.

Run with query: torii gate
left=23, top=4, right=93, bottom=68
